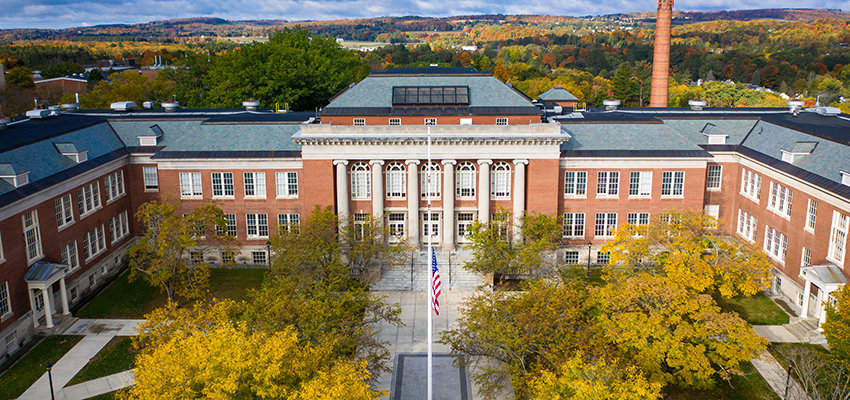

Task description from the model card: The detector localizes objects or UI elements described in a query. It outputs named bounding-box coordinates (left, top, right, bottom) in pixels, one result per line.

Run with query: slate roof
left=558, top=120, right=712, bottom=157
left=24, top=261, right=67, bottom=282
left=539, top=86, right=579, bottom=102
left=108, top=120, right=302, bottom=153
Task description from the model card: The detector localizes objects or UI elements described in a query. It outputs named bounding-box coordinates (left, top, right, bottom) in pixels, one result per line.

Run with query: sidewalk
left=750, top=350, right=811, bottom=400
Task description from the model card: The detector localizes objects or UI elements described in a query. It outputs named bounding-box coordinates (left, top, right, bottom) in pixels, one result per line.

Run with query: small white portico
left=799, top=264, right=846, bottom=329
left=24, top=261, right=71, bottom=329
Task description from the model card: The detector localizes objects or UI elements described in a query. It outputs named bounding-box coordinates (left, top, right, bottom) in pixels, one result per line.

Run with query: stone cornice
left=293, top=124, right=569, bottom=147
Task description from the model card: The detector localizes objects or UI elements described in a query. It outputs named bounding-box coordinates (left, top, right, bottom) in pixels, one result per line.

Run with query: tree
left=340, top=212, right=414, bottom=278
left=612, top=62, right=633, bottom=103
left=82, top=71, right=173, bottom=109
left=127, top=198, right=238, bottom=302
left=0, top=84, right=35, bottom=117
left=41, top=62, right=85, bottom=79
left=824, top=284, right=850, bottom=363
left=528, top=353, right=662, bottom=400
left=774, top=344, right=850, bottom=400
left=6, top=66, right=34, bottom=88
left=631, top=61, right=652, bottom=106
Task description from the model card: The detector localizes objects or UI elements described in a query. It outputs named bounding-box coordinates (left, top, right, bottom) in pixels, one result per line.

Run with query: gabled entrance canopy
left=24, top=261, right=71, bottom=329
left=800, top=264, right=846, bottom=328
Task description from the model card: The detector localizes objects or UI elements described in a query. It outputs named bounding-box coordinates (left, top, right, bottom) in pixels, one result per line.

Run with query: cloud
left=0, top=0, right=847, bottom=29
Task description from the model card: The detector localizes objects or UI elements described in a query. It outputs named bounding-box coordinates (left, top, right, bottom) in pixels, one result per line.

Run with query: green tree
left=82, top=70, right=173, bottom=109
left=823, top=284, right=850, bottom=363
left=631, top=61, right=652, bottom=107
left=612, top=62, right=633, bottom=104
left=6, top=66, right=34, bottom=88
left=41, top=62, right=85, bottom=79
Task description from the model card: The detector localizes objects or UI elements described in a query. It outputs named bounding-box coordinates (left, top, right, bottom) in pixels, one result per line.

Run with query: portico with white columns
left=24, top=261, right=71, bottom=329
left=799, top=265, right=846, bottom=329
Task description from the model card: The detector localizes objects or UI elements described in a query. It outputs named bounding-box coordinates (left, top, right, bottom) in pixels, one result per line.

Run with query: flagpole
left=426, top=127, right=433, bottom=400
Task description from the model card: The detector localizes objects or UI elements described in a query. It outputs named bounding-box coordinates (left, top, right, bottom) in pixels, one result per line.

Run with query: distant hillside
left=614, top=8, right=850, bottom=24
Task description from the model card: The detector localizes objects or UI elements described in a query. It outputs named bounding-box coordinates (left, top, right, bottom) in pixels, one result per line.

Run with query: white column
left=406, top=160, right=421, bottom=247
left=801, top=281, right=812, bottom=318
left=334, top=160, right=349, bottom=220
left=819, top=288, right=833, bottom=328
left=59, top=278, right=70, bottom=315
left=477, top=159, right=492, bottom=224
left=442, top=160, right=456, bottom=250
left=29, top=289, right=37, bottom=328
left=512, top=160, right=528, bottom=242
left=370, top=160, right=385, bottom=220
left=42, top=289, right=54, bottom=328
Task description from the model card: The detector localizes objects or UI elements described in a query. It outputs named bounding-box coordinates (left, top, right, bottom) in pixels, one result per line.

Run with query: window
left=55, top=194, right=74, bottom=229
left=496, top=118, right=508, bottom=126
left=564, top=251, right=579, bottom=265
left=457, top=213, right=475, bottom=239
left=737, top=209, right=758, bottom=242
left=460, top=118, right=472, bottom=125
left=23, top=210, right=42, bottom=262
left=490, top=162, right=511, bottom=198
left=5, top=331, right=17, bottom=355
left=595, top=213, right=617, bottom=238
left=424, top=118, right=437, bottom=126
left=77, top=182, right=101, bottom=216
left=385, top=162, right=406, bottom=199
left=246, top=214, right=269, bottom=238
left=217, top=214, right=237, bottom=237
left=275, top=172, right=298, bottom=198
left=190, top=252, right=203, bottom=265
left=421, top=162, right=441, bottom=199
left=802, top=248, right=812, bottom=268
left=0, top=282, right=11, bottom=317
left=353, top=213, right=369, bottom=241
left=104, top=170, right=125, bottom=202
left=629, top=172, right=652, bottom=196
left=143, top=166, right=158, bottom=190
left=597, top=251, right=611, bottom=265
left=768, top=182, right=793, bottom=218
left=661, top=171, right=684, bottom=196
left=388, top=213, right=406, bottom=237
left=82, top=225, right=106, bottom=261
left=353, top=118, right=365, bottom=126
left=89, top=274, right=96, bottom=287
left=806, top=199, right=818, bottom=232
left=828, top=211, right=848, bottom=264
left=562, top=213, right=585, bottom=238
left=564, top=171, right=587, bottom=197
left=456, top=162, right=476, bottom=198
left=70, top=286, right=78, bottom=302
left=492, top=213, right=509, bottom=241
left=765, top=226, right=788, bottom=262
left=627, top=213, right=650, bottom=226
left=741, top=169, right=761, bottom=201
left=61, top=241, right=79, bottom=271
left=211, top=172, right=234, bottom=197
left=706, top=165, right=722, bottom=190
left=351, top=162, right=371, bottom=199
left=389, top=118, right=401, bottom=126
left=221, top=251, right=236, bottom=264
left=277, top=213, right=300, bottom=232
left=179, top=172, right=202, bottom=198
left=797, top=293, right=804, bottom=306
left=596, top=172, right=619, bottom=196
left=108, top=211, right=129, bottom=243
left=243, top=172, right=266, bottom=198
left=252, top=251, right=267, bottom=264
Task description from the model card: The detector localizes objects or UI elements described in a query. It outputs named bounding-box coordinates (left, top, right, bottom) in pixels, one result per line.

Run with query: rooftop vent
left=602, top=98, right=620, bottom=111
left=787, top=98, right=805, bottom=116
left=814, top=106, right=840, bottom=117
left=162, top=100, right=179, bottom=112
left=142, top=101, right=154, bottom=109
left=688, top=98, right=707, bottom=111
left=61, top=102, right=80, bottom=112
left=48, top=105, right=62, bottom=117
left=243, top=99, right=260, bottom=111
left=111, top=101, right=136, bottom=112
left=26, top=109, right=50, bottom=119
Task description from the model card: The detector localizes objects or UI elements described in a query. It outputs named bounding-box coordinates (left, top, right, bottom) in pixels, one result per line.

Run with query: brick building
left=0, top=67, right=848, bottom=358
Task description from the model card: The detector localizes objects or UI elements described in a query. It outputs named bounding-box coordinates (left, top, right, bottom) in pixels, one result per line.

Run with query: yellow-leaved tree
left=529, top=353, right=662, bottom=400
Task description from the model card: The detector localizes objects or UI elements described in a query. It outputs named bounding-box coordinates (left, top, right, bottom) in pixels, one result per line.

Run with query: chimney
left=650, top=0, right=673, bottom=107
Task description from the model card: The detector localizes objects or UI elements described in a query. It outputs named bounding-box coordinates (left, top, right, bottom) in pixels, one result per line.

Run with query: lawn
left=67, top=336, right=135, bottom=386
left=713, top=292, right=790, bottom=325
left=0, top=335, right=84, bottom=400
left=664, top=361, right=779, bottom=400
left=77, top=268, right=267, bottom=319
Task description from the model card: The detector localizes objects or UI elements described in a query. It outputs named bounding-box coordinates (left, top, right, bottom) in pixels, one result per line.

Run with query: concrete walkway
left=17, top=319, right=142, bottom=400
left=752, top=325, right=803, bottom=343
left=751, top=350, right=811, bottom=400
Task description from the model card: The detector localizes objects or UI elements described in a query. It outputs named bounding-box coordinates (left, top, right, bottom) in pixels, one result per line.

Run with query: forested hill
left=615, top=8, right=850, bottom=24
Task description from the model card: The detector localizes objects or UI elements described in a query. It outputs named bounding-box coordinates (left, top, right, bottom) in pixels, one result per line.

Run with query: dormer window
left=700, top=123, right=727, bottom=144
left=54, top=143, right=88, bottom=163
left=138, top=124, right=164, bottom=146
left=842, top=171, right=850, bottom=186
left=780, top=141, right=817, bottom=164
left=0, top=164, right=29, bottom=188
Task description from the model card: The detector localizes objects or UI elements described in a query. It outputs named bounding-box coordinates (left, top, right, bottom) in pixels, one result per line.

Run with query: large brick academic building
left=0, top=67, right=848, bottom=358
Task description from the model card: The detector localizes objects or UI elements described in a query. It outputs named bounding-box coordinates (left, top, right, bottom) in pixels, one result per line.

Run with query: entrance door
left=31, top=289, right=45, bottom=325
left=422, top=213, right=440, bottom=244
left=808, top=292, right=820, bottom=319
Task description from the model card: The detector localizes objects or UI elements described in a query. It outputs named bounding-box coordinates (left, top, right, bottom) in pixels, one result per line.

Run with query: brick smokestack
left=650, top=0, right=673, bottom=107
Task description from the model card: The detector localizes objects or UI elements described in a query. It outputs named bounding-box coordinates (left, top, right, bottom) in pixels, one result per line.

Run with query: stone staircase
left=35, top=314, right=78, bottom=336
left=784, top=318, right=820, bottom=342
left=370, top=248, right=484, bottom=291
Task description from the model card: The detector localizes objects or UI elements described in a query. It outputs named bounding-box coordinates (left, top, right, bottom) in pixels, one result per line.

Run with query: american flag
left=431, top=247, right=441, bottom=315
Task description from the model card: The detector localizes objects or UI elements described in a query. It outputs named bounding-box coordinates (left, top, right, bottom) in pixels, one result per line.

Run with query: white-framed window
left=89, top=274, right=96, bottom=287
left=490, top=161, right=511, bottom=199
left=246, top=214, right=269, bottom=238
left=597, top=251, right=611, bottom=265
left=275, top=172, right=298, bottom=198
left=388, top=213, right=406, bottom=238
left=456, top=162, right=476, bottom=199
left=806, top=199, right=818, bottom=232
left=421, top=162, right=441, bottom=199
left=629, top=171, right=652, bottom=196
left=424, top=118, right=437, bottom=126
left=765, top=226, right=788, bottom=262
left=828, top=211, right=848, bottom=264
left=741, top=169, right=761, bottom=201
left=797, top=293, right=804, bottom=306
left=562, top=213, right=585, bottom=238
left=802, top=247, right=812, bottom=268
left=457, top=213, right=475, bottom=239
left=0, top=282, right=11, bottom=317
left=61, top=241, right=79, bottom=271
left=351, top=162, right=371, bottom=200
left=252, top=251, right=267, bottom=264
left=143, top=166, right=159, bottom=190
left=768, top=182, right=793, bottom=218
left=82, top=225, right=106, bottom=261
left=216, top=214, right=237, bottom=237
left=661, top=171, right=684, bottom=196
left=564, top=251, right=579, bottom=264
left=385, top=162, right=406, bottom=199
left=77, top=182, right=101, bottom=216
left=706, top=165, right=722, bottom=190
left=389, top=118, right=401, bottom=126
left=595, top=213, right=617, bottom=238
left=353, top=213, right=369, bottom=241
left=243, top=172, right=266, bottom=198
left=596, top=171, right=619, bottom=196
left=104, top=170, right=125, bottom=202
left=737, top=209, right=758, bottom=242
left=492, top=213, right=509, bottom=241
left=277, top=213, right=300, bottom=232
left=564, top=171, right=587, bottom=197
left=190, top=251, right=203, bottom=265
left=353, top=118, right=365, bottom=126
left=108, top=211, right=130, bottom=243
left=23, top=210, right=42, bottom=263
left=220, top=251, right=236, bottom=264
left=55, top=194, right=74, bottom=229
left=496, top=118, right=508, bottom=126
left=70, top=286, right=78, bottom=302
left=211, top=172, right=234, bottom=197
left=179, top=172, right=203, bottom=198
left=627, top=212, right=650, bottom=226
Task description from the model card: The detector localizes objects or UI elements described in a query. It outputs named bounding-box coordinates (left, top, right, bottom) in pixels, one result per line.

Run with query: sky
left=1, top=0, right=849, bottom=30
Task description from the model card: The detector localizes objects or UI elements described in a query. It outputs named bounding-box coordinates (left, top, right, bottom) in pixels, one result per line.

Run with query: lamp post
left=784, top=360, right=796, bottom=400
left=587, top=242, right=592, bottom=279
left=265, top=241, right=271, bottom=270
left=45, top=363, right=55, bottom=400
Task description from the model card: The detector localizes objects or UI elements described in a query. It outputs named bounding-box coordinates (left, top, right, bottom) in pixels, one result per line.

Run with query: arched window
left=491, top=161, right=511, bottom=199
left=420, top=162, right=441, bottom=199
left=385, top=162, right=406, bottom=199
left=350, top=162, right=371, bottom=199
left=456, top=161, right=476, bottom=199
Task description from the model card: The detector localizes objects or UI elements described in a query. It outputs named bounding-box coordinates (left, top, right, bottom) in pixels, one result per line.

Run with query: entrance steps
left=370, top=248, right=484, bottom=292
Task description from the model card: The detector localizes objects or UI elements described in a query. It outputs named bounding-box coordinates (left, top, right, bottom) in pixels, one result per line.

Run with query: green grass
left=664, top=362, right=780, bottom=400
left=87, top=392, right=118, bottom=400
left=67, top=337, right=135, bottom=386
left=77, top=268, right=267, bottom=319
left=713, top=292, right=790, bottom=325
left=0, top=335, right=84, bottom=400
